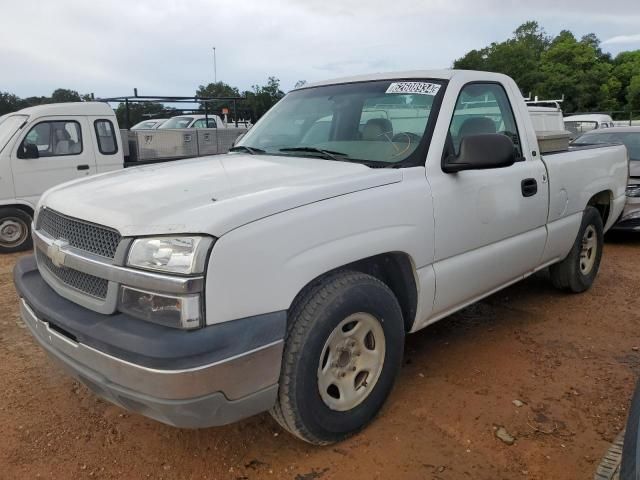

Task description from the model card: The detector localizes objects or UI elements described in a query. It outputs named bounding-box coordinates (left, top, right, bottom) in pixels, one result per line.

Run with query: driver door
left=11, top=117, right=96, bottom=204
left=427, top=82, right=549, bottom=317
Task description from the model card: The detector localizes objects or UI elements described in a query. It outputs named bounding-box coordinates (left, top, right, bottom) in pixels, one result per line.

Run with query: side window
left=447, top=83, right=522, bottom=159
left=94, top=119, right=118, bottom=155
left=18, top=121, right=83, bottom=158
left=193, top=119, right=217, bottom=129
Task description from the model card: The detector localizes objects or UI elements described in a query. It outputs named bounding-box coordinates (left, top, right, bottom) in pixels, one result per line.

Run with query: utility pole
left=212, top=47, right=217, bottom=84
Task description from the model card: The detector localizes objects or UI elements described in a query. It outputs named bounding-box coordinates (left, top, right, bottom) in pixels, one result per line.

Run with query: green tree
left=535, top=31, right=615, bottom=112
left=628, top=75, right=640, bottom=110
left=115, top=102, right=166, bottom=128
left=454, top=21, right=550, bottom=96
left=0, top=92, right=24, bottom=115
left=242, top=77, right=285, bottom=121
left=51, top=88, right=81, bottom=103
left=195, top=81, right=241, bottom=114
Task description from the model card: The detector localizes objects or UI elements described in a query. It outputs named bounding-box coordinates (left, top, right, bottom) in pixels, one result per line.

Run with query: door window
left=192, top=118, right=217, bottom=128
left=447, top=83, right=522, bottom=159
left=18, top=121, right=83, bottom=158
left=94, top=119, right=118, bottom=154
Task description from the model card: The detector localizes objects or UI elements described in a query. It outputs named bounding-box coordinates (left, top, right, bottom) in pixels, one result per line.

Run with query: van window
left=94, top=119, right=118, bottom=154
left=447, top=83, right=522, bottom=159
left=18, top=121, right=82, bottom=158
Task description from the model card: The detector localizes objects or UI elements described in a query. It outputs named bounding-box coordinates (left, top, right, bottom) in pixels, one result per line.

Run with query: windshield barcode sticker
left=386, top=82, right=441, bottom=95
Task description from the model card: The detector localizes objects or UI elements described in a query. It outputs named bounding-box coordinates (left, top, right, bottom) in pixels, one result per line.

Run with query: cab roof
left=298, top=69, right=511, bottom=90
left=16, top=102, right=115, bottom=117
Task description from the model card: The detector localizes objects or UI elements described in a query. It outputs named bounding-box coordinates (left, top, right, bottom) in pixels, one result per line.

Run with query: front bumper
left=14, top=256, right=286, bottom=428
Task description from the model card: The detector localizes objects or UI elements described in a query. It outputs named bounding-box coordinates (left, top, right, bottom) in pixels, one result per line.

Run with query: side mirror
left=443, top=134, right=516, bottom=173
left=19, top=142, right=39, bottom=159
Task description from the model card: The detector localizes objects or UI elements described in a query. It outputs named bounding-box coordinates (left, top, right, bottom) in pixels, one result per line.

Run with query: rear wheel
left=0, top=208, right=32, bottom=253
left=271, top=271, right=405, bottom=445
left=550, top=206, right=603, bottom=293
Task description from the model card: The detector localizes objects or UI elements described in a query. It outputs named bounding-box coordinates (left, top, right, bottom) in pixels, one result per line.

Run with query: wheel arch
left=288, top=251, right=419, bottom=333
left=587, top=190, right=612, bottom=227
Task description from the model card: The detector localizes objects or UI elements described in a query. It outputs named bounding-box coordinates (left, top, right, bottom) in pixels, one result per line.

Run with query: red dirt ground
left=1, top=232, right=639, bottom=479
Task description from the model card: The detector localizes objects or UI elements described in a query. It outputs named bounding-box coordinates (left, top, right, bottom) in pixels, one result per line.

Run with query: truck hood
left=630, top=161, right=640, bottom=180
left=42, top=154, right=402, bottom=237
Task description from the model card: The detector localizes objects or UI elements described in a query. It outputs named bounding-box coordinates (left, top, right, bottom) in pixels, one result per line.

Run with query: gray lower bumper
left=19, top=299, right=281, bottom=428
left=14, top=252, right=287, bottom=428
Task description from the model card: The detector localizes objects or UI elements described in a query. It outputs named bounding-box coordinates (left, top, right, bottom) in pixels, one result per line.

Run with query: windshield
left=132, top=120, right=161, bottom=130
left=237, top=79, right=445, bottom=165
left=0, top=115, right=28, bottom=154
left=574, top=131, right=640, bottom=161
left=159, top=117, right=194, bottom=129
left=565, top=121, right=598, bottom=135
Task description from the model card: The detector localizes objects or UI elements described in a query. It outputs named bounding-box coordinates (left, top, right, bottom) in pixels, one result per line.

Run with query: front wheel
left=270, top=271, right=405, bottom=445
left=0, top=207, right=33, bottom=253
left=549, top=206, right=603, bottom=293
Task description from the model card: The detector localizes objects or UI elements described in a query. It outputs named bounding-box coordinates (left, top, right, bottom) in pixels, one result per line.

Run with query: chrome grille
left=37, top=208, right=121, bottom=259
left=36, top=249, right=108, bottom=299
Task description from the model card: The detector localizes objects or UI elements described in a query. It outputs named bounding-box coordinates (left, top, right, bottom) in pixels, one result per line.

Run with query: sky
left=0, top=0, right=639, bottom=99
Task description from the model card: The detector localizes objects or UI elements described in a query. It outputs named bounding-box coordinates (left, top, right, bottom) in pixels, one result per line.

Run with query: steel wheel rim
left=317, top=312, right=386, bottom=412
left=0, top=217, right=28, bottom=248
left=580, top=224, right=598, bottom=275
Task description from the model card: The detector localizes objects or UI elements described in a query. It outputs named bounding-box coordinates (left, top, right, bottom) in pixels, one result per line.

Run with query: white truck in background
left=0, top=103, right=247, bottom=252
left=13, top=70, right=629, bottom=444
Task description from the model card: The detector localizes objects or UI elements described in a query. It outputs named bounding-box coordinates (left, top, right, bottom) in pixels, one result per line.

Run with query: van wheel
left=0, top=208, right=32, bottom=253
left=270, top=270, right=404, bottom=445
left=549, top=206, right=603, bottom=293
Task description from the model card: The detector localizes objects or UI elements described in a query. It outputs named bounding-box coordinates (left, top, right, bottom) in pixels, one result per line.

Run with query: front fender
left=204, top=168, right=434, bottom=325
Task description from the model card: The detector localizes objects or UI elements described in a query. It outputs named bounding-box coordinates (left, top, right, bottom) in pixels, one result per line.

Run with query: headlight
left=627, top=185, right=640, bottom=198
left=119, top=286, right=202, bottom=329
left=127, top=236, right=213, bottom=274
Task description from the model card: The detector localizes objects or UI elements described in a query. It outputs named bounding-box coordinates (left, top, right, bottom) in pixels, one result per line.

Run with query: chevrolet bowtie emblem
left=47, top=239, right=69, bottom=268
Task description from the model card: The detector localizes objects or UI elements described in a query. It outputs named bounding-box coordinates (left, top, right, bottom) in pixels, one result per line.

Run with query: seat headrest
left=362, top=118, right=393, bottom=140
left=458, top=117, right=496, bottom=138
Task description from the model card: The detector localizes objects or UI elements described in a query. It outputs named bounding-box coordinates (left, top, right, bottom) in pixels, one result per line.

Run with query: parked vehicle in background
left=0, top=103, right=247, bottom=251
left=130, top=118, right=168, bottom=130
left=15, top=70, right=628, bottom=445
left=573, top=126, right=640, bottom=231
left=159, top=114, right=226, bottom=129
left=564, top=114, right=615, bottom=138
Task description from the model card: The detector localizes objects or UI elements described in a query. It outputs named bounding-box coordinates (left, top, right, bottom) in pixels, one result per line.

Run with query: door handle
left=77, top=164, right=90, bottom=171
left=521, top=178, right=538, bottom=197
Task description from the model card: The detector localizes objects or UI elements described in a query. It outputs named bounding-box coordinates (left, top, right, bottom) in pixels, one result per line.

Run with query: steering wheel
left=392, top=132, right=421, bottom=143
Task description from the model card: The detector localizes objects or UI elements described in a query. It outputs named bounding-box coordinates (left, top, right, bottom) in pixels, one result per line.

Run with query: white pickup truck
left=14, top=70, right=628, bottom=445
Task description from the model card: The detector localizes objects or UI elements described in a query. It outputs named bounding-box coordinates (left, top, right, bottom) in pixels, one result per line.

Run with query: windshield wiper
left=229, top=145, right=265, bottom=155
left=279, top=147, right=348, bottom=161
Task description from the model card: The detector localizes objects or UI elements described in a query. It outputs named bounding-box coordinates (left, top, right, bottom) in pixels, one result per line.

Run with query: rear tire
left=549, top=206, right=603, bottom=293
left=0, top=208, right=32, bottom=253
left=271, top=270, right=405, bottom=445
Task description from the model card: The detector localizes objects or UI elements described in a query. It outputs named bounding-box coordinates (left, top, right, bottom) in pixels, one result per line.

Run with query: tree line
left=454, top=21, right=640, bottom=117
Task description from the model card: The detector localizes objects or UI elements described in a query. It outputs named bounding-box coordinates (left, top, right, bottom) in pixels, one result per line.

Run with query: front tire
left=549, top=206, right=603, bottom=293
left=0, top=207, right=33, bottom=253
left=271, top=271, right=405, bottom=445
